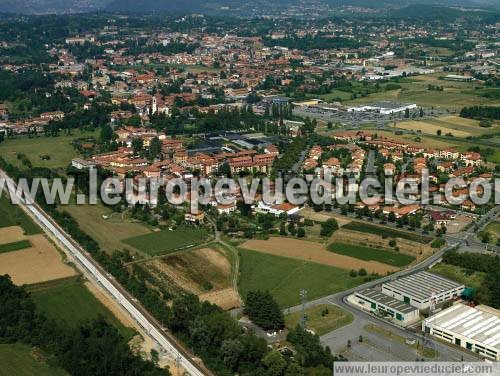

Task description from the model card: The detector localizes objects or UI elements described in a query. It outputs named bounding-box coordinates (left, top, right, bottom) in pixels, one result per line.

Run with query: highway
left=0, top=170, right=209, bottom=376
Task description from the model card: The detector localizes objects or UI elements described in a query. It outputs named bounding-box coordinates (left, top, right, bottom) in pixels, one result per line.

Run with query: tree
left=297, top=227, right=306, bottom=238
left=358, top=268, right=367, bottom=276
left=99, top=123, right=113, bottom=144
left=287, top=326, right=334, bottom=368
left=320, top=218, right=338, bottom=237
left=131, top=138, right=143, bottom=156
left=148, top=137, right=161, bottom=160
left=263, top=350, right=287, bottom=376
left=244, top=291, right=285, bottom=331
left=220, top=339, right=244, bottom=371
left=436, top=129, right=442, bottom=136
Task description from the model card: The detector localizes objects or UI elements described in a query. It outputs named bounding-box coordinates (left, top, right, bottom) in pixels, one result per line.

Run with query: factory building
left=382, top=271, right=465, bottom=310
left=351, top=288, right=420, bottom=326
left=423, top=303, right=500, bottom=361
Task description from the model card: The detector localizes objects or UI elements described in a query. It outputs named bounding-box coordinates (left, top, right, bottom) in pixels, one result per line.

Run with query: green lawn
left=0, top=130, right=97, bottom=170
left=285, top=304, right=353, bottom=336
left=30, top=279, right=136, bottom=341
left=430, top=263, right=486, bottom=290
left=238, top=248, right=364, bottom=308
left=123, top=225, right=209, bottom=256
left=0, top=240, right=31, bottom=253
left=0, top=194, right=40, bottom=234
left=0, top=343, right=67, bottom=376
left=61, top=199, right=151, bottom=254
left=342, top=221, right=432, bottom=244
left=327, top=242, right=415, bottom=267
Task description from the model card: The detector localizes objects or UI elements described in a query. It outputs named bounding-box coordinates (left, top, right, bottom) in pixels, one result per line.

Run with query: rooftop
left=356, top=288, right=417, bottom=314
left=383, top=271, right=464, bottom=301
left=425, top=303, right=500, bottom=350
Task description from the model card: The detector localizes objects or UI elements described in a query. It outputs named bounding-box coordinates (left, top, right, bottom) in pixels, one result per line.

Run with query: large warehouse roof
left=383, top=271, right=463, bottom=301
left=425, top=303, right=500, bottom=351
left=357, top=288, right=417, bottom=314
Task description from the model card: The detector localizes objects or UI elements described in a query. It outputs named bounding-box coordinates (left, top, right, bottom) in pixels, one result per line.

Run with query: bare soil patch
left=0, top=231, right=77, bottom=285
left=0, top=226, right=26, bottom=244
left=302, top=208, right=352, bottom=227
left=143, top=247, right=241, bottom=309
left=241, top=238, right=397, bottom=275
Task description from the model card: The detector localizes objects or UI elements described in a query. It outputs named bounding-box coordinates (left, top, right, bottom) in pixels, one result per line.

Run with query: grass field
left=61, top=200, right=150, bottom=254
left=484, top=221, right=500, bottom=243
left=346, top=73, right=499, bottom=110
left=123, top=225, right=209, bottom=256
left=0, top=130, right=97, bottom=170
left=0, top=239, right=31, bottom=253
left=31, top=279, right=135, bottom=340
left=430, top=263, right=486, bottom=290
left=327, top=242, right=415, bottom=267
left=0, top=195, right=40, bottom=235
left=285, top=304, right=353, bottom=336
left=238, top=248, right=364, bottom=308
left=395, top=116, right=498, bottom=138
left=0, top=343, right=67, bottom=376
left=342, top=221, right=432, bottom=244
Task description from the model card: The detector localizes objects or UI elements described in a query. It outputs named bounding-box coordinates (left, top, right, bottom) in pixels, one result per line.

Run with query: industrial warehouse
left=351, top=288, right=420, bottom=326
left=422, top=303, right=500, bottom=361
left=381, top=271, right=465, bottom=310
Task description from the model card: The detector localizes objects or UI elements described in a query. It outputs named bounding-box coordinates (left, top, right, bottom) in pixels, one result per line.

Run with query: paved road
left=0, top=170, right=210, bottom=376
left=288, top=205, right=500, bottom=361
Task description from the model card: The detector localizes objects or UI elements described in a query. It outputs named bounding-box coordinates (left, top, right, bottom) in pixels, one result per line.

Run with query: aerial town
left=0, top=2, right=499, bottom=376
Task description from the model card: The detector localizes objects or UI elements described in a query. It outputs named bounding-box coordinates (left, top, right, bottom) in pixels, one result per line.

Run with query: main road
left=0, top=170, right=210, bottom=376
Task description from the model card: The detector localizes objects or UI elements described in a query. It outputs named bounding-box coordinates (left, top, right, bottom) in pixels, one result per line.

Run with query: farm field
left=0, top=239, right=31, bottom=253
left=62, top=200, right=150, bottom=255
left=238, top=247, right=365, bottom=307
left=342, top=221, right=432, bottom=244
left=285, top=304, right=353, bottom=336
left=0, top=194, right=41, bottom=234
left=395, top=116, right=498, bottom=138
left=138, top=246, right=240, bottom=309
left=0, top=130, right=97, bottom=170
left=327, top=242, right=415, bottom=268
left=30, top=279, right=136, bottom=341
left=430, top=263, right=486, bottom=290
left=345, top=73, right=499, bottom=110
left=0, top=343, right=67, bottom=376
left=0, top=226, right=77, bottom=285
left=123, top=225, right=210, bottom=256
left=241, top=237, right=397, bottom=274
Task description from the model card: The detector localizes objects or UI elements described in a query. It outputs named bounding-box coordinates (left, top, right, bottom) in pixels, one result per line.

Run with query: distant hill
left=0, top=0, right=497, bottom=15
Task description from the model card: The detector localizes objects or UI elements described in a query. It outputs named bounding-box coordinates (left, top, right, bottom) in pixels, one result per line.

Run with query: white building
left=382, top=271, right=464, bottom=310
left=347, top=101, right=417, bottom=115
left=350, top=288, right=420, bottom=326
left=423, top=303, right=500, bottom=361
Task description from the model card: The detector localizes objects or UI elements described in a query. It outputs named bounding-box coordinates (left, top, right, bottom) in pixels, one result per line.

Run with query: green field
left=430, top=263, right=486, bottom=290
left=61, top=200, right=151, bottom=254
left=327, top=242, right=415, bottom=267
left=0, top=130, right=97, bottom=170
left=0, top=239, right=31, bottom=253
left=0, top=343, right=67, bottom=376
left=342, top=221, right=432, bottom=244
left=0, top=194, right=40, bottom=234
left=30, top=279, right=135, bottom=341
left=238, top=248, right=364, bottom=308
left=123, top=225, right=209, bottom=256
left=285, top=304, right=353, bottom=336
left=346, top=73, right=500, bottom=110
left=484, top=221, right=500, bottom=243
